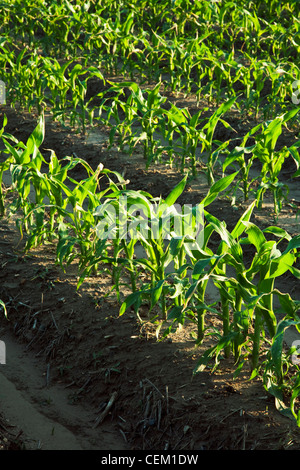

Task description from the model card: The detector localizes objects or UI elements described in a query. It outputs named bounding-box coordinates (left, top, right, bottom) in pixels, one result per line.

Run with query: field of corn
left=1, top=0, right=300, bottom=451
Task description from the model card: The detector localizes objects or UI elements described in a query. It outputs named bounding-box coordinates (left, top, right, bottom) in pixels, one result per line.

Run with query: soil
left=1, top=96, right=300, bottom=451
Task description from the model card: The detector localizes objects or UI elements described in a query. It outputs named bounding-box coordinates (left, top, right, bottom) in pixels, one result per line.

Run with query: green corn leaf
left=287, top=264, right=300, bottom=280
left=165, top=105, right=189, bottom=126
left=169, top=281, right=186, bottom=299
left=124, top=12, right=134, bottom=35
left=282, top=107, right=299, bottom=124
left=64, top=0, right=76, bottom=14
left=274, top=290, right=300, bottom=319
left=258, top=303, right=277, bottom=339
left=164, top=174, right=188, bottom=207
left=205, top=212, right=243, bottom=263
left=264, top=373, right=295, bottom=421
left=167, top=305, right=184, bottom=320
left=56, top=235, right=78, bottom=267
left=192, top=256, right=216, bottom=281
left=285, top=235, right=300, bottom=253
left=150, top=279, right=165, bottom=311
left=119, top=291, right=142, bottom=316
left=202, top=96, right=237, bottom=143
left=269, top=252, right=295, bottom=278
left=0, top=114, right=7, bottom=131
left=169, top=237, right=184, bottom=257
left=31, top=113, right=45, bottom=148
left=291, top=401, right=300, bottom=427
left=265, top=317, right=300, bottom=422
left=243, top=221, right=266, bottom=252
left=263, top=226, right=292, bottom=241
left=131, top=257, right=157, bottom=275
left=184, top=280, right=201, bottom=303
left=231, top=200, right=256, bottom=239
left=2, top=138, right=27, bottom=164
left=147, top=81, right=163, bottom=108
left=264, top=118, right=283, bottom=152
left=193, top=332, right=237, bottom=374
left=201, top=171, right=239, bottom=207
left=271, top=318, right=300, bottom=374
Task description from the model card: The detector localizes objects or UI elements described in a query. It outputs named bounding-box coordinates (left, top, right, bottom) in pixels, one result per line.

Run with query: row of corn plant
left=118, top=193, right=300, bottom=422
left=96, top=81, right=238, bottom=179
left=1, top=2, right=300, bottom=122
left=2, top=0, right=299, bottom=66
left=0, top=42, right=104, bottom=133
left=96, top=82, right=300, bottom=212
left=1, top=113, right=300, bottom=424
left=118, top=194, right=300, bottom=372
left=0, top=114, right=128, bottom=271
left=1, top=41, right=299, bottom=216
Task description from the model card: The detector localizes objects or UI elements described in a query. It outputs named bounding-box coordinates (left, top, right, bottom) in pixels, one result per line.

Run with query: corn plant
left=0, top=114, right=13, bottom=216
left=1, top=114, right=48, bottom=237
left=174, top=107, right=207, bottom=176
left=68, top=64, right=104, bottom=134
left=162, top=98, right=236, bottom=179
left=253, top=108, right=299, bottom=216
left=200, top=96, right=237, bottom=184
left=264, top=62, right=291, bottom=118
left=261, top=294, right=300, bottom=423
left=118, top=175, right=191, bottom=319
left=99, top=81, right=167, bottom=166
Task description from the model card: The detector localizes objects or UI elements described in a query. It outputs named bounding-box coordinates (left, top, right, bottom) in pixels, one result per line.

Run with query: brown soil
left=0, top=100, right=300, bottom=451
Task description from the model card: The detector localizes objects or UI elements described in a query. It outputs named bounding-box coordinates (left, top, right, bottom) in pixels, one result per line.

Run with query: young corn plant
left=162, top=104, right=195, bottom=172
left=199, top=95, right=238, bottom=184
left=166, top=171, right=240, bottom=341
left=223, top=122, right=262, bottom=203
left=262, top=304, right=300, bottom=424
left=119, top=174, right=190, bottom=320
left=68, top=64, right=104, bottom=134
left=253, top=108, right=299, bottom=216
left=1, top=114, right=49, bottom=239
left=176, top=107, right=207, bottom=176
left=99, top=81, right=167, bottom=166
left=125, top=81, right=167, bottom=167
left=240, top=225, right=300, bottom=372
left=44, top=58, right=74, bottom=125
left=160, top=97, right=235, bottom=179
left=76, top=166, right=145, bottom=292
left=195, top=204, right=256, bottom=370
left=0, top=114, right=14, bottom=216
left=54, top=163, right=130, bottom=278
